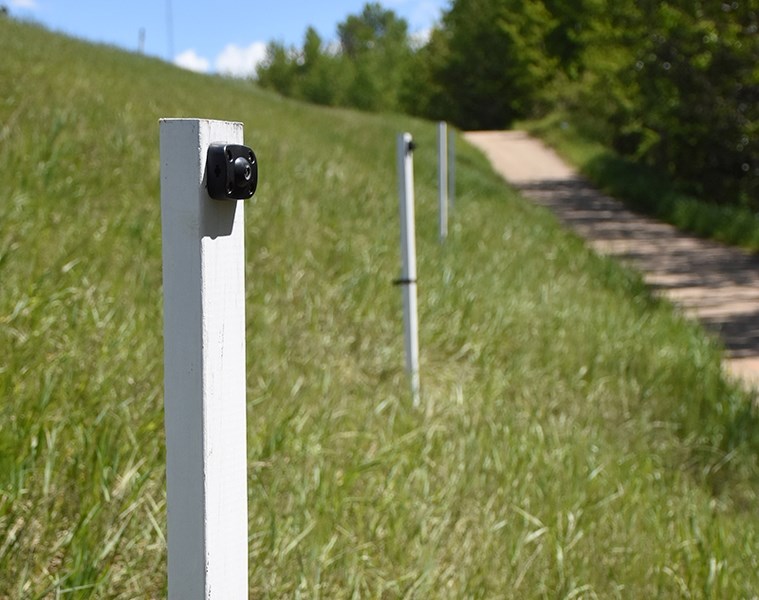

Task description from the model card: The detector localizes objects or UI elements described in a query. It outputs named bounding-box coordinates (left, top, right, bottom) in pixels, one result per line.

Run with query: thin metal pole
left=448, top=128, right=456, bottom=211
left=397, top=132, right=420, bottom=405
left=438, top=121, right=448, bottom=241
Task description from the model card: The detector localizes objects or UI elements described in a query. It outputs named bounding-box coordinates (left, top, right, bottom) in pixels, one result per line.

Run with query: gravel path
left=465, top=130, right=759, bottom=387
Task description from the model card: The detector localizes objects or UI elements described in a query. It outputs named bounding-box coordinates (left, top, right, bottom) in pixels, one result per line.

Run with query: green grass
left=1, top=16, right=759, bottom=598
left=522, top=113, right=759, bottom=252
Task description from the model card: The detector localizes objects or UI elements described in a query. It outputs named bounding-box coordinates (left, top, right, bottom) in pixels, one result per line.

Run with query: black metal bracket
left=206, top=143, right=258, bottom=200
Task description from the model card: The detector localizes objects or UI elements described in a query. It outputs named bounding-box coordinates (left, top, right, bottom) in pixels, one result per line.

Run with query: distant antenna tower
left=166, top=0, right=174, bottom=60
left=138, top=28, right=146, bottom=54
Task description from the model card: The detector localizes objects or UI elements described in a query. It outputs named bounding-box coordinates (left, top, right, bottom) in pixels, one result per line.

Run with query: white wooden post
left=448, top=128, right=456, bottom=211
left=396, top=132, right=421, bottom=405
left=159, top=118, right=249, bottom=599
left=437, top=121, right=448, bottom=241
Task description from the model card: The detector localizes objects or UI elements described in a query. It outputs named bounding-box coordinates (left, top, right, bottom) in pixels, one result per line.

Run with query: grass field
left=1, top=16, right=758, bottom=598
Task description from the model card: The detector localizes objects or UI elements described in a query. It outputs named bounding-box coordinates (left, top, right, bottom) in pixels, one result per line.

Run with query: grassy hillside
left=1, top=16, right=758, bottom=598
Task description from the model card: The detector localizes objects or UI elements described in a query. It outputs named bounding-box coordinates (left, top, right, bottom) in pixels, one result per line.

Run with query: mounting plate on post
left=206, top=143, right=258, bottom=200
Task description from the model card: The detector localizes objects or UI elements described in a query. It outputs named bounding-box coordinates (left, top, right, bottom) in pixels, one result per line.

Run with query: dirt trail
left=465, top=130, right=759, bottom=387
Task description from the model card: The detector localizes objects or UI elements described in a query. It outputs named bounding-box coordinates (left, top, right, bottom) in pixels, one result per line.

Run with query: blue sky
left=5, top=0, right=448, bottom=76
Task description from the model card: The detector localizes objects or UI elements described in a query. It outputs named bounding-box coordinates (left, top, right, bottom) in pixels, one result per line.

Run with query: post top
left=159, top=117, right=244, bottom=129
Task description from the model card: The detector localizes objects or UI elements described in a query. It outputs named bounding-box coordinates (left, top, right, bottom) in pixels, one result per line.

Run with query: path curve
left=465, top=130, right=759, bottom=387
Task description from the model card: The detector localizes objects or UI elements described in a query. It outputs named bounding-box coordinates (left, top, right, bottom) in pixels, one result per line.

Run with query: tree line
left=256, top=1, right=757, bottom=208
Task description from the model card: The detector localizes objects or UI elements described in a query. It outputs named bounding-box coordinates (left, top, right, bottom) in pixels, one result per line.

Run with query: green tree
left=256, top=41, right=297, bottom=97
left=257, top=3, right=414, bottom=114
left=400, top=27, right=453, bottom=120
left=337, top=3, right=413, bottom=112
left=575, top=0, right=758, bottom=205
left=632, top=2, right=758, bottom=204
left=298, top=27, right=340, bottom=106
left=437, top=0, right=558, bottom=129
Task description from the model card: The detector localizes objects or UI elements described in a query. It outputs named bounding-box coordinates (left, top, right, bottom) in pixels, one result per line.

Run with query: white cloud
left=410, top=27, right=432, bottom=49
left=174, top=49, right=210, bottom=73
left=10, top=0, right=38, bottom=8
left=214, top=42, right=267, bottom=78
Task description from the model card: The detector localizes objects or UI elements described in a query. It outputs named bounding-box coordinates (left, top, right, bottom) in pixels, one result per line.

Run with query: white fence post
left=438, top=121, right=448, bottom=241
left=396, top=132, right=421, bottom=405
left=159, top=118, right=249, bottom=599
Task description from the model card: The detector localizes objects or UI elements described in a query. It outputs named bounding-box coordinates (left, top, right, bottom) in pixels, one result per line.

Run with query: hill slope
left=1, top=16, right=757, bottom=598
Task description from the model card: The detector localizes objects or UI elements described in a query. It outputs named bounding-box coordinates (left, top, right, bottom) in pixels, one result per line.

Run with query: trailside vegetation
left=256, top=0, right=758, bottom=211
